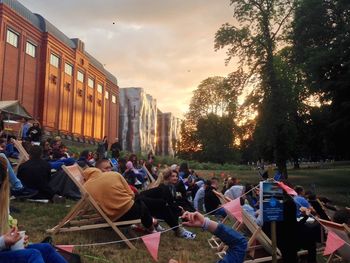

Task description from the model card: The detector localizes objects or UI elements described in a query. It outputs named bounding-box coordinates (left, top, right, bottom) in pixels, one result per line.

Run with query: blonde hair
left=0, top=157, right=10, bottom=234
left=147, top=170, right=165, bottom=189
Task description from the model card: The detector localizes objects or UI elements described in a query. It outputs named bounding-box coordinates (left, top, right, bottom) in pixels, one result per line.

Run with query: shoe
left=155, top=224, right=166, bottom=232
left=181, top=229, right=196, bottom=240
left=11, top=187, right=38, bottom=199
left=176, top=227, right=196, bottom=240
left=52, top=194, right=66, bottom=204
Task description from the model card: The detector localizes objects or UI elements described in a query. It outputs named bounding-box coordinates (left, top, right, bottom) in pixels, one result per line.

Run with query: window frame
left=6, top=29, right=19, bottom=47
left=25, top=41, right=36, bottom=57
left=50, top=53, right=60, bottom=68
left=77, top=71, right=84, bottom=83
left=64, top=63, right=73, bottom=76
left=88, top=77, right=95, bottom=89
left=97, top=84, right=103, bottom=94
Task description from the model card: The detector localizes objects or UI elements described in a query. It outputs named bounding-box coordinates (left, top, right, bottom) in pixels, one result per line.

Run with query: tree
left=196, top=113, right=234, bottom=164
left=293, top=0, right=350, bottom=159
left=215, top=0, right=296, bottom=177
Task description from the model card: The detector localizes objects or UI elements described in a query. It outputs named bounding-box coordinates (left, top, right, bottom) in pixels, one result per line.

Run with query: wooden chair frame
left=11, top=139, right=29, bottom=172
left=47, top=164, right=141, bottom=249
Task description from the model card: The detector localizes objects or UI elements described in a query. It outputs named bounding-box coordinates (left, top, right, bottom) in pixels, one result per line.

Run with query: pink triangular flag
left=142, top=232, right=161, bottom=262
left=56, top=245, right=74, bottom=253
left=277, top=182, right=297, bottom=196
left=223, top=198, right=242, bottom=223
left=323, top=231, right=345, bottom=255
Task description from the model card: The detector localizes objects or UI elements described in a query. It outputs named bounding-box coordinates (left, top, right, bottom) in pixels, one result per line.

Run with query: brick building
left=0, top=0, right=119, bottom=142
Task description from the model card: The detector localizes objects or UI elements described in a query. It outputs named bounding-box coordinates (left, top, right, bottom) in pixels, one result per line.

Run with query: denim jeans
left=0, top=153, right=23, bottom=190
left=0, top=243, right=67, bottom=263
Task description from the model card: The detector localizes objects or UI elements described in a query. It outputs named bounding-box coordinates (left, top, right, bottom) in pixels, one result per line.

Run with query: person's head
left=294, top=185, right=305, bottom=196
left=179, top=162, right=189, bottom=173
left=0, top=156, right=10, bottom=234
left=33, top=122, right=39, bottom=128
left=0, top=138, right=6, bottom=149
left=95, top=159, right=112, bottom=172
left=126, top=161, right=134, bottom=170
left=210, top=177, right=219, bottom=190
left=115, top=137, right=119, bottom=142
left=80, top=150, right=90, bottom=159
left=23, top=118, right=29, bottom=123
left=163, top=169, right=178, bottom=185
left=29, top=145, right=42, bottom=160
left=170, top=164, right=178, bottom=172
left=333, top=209, right=350, bottom=225
left=43, top=140, right=51, bottom=150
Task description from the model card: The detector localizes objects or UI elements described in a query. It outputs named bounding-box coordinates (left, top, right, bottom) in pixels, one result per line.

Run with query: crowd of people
left=0, top=120, right=349, bottom=263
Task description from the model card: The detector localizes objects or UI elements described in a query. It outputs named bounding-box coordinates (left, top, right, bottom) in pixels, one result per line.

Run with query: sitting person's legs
left=118, top=199, right=153, bottom=230
left=26, top=243, right=67, bottom=263
left=0, top=247, right=44, bottom=263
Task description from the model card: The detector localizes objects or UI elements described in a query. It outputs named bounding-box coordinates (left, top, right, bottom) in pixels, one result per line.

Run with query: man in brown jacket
left=82, top=168, right=154, bottom=231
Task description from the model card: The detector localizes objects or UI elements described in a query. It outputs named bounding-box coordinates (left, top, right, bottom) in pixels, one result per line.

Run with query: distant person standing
left=26, top=122, right=42, bottom=145
left=102, top=136, right=108, bottom=158
left=110, top=138, right=122, bottom=159
left=18, top=118, right=31, bottom=141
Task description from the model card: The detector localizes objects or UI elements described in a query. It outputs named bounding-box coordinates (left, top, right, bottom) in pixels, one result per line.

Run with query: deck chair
left=11, top=139, right=29, bottom=172
left=47, top=164, right=141, bottom=249
left=318, top=218, right=350, bottom=262
left=142, top=163, right=156, bottom=183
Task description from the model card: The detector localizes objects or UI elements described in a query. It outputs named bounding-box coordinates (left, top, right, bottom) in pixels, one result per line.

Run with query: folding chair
left=142, top=163, right=156, bottom=183
left=318, top=218, right=350, bottom=262
left=11, top=139, right=29, bottom=172
left=47, top=164, right=141, bottom=249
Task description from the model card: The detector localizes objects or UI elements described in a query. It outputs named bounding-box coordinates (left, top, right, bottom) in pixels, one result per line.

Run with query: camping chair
left=11, top=139, right=29, bottom=172
left=47, top=164, right=141, bottom=249
left=318, top=218, right=350, bottom=262
left=142, top=163, right=156, bottom=184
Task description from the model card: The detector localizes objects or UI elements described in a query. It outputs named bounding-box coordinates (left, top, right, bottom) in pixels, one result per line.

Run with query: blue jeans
left=0, top=243, right=67, bottom=263
left=0, top=153, right=23, bottom=190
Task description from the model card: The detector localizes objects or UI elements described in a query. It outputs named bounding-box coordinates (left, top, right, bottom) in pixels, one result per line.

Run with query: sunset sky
left=20, top=0, right=237, bottom=117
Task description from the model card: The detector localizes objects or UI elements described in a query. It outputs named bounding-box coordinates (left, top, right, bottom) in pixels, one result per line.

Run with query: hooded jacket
left=83, top=168, right=134, bottom=221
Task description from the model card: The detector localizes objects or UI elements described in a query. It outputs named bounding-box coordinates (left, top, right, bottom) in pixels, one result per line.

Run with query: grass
left=10, top=166, right=350, bottom=262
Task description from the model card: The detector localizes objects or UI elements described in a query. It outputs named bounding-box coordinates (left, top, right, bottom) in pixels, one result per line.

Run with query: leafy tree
left=293, top=0, right=350, bottom=159
left=196, top=113, right=234, bottom=164
left=215, top=0, right=296, bottom=177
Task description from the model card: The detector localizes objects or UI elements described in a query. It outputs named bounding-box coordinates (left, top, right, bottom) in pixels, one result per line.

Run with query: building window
left=50, top=53, right=60, bottom=68
left=25, top=42, right=36, bottom=57
left=97, top=84, right=103, bottom=93
left=112, top=95, right=116, bottom=104
left=6, top=29, right=18, bottom=47
left=64, top=63, right=73, bottom=76
left=77, top=71, right=84, bottom=83
left=88, top=78, right=94, bottom=88
left=105, top=91, right=109, bottom=100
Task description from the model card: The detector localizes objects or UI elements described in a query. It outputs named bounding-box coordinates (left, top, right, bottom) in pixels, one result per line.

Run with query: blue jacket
left=214, top=224, right=247, bottom=263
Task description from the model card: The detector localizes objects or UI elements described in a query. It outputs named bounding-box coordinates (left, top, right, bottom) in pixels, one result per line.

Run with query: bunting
left=323, top=231, right=345, bottom=255
left=142, top=232, right=161, bottom=262
left=56, top=245, right=74, bottom=253
left=223, top=198, right=243, bottom=223
left=277, top=182, right=297, bottom=196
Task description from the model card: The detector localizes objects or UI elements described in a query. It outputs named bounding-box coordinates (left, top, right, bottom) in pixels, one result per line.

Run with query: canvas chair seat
left=47, top=164, right=141, bottom=249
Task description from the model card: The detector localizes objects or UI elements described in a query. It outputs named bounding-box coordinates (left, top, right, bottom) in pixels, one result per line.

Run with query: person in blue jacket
left=169, top=211, right=247, bottom=263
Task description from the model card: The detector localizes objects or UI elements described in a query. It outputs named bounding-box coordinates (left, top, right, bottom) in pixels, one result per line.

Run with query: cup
left=10, top=231, right=26, bottom=251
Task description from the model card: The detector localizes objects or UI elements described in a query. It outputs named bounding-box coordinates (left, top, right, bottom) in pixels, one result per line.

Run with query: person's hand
left=3, top=227, right=21, bottom=247
left=181, top=211, right=205, bottom=228
left=178, top=206, right=185, bottom=215
left=169, top=259, right=178, bottom=263
left=24, top=235, right=29, bottom=247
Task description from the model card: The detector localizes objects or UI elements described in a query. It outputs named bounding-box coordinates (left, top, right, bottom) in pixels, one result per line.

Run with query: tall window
left=97, top=84, right=103, bottom=93
left=105, top=91, right=109, bottom=99
left=25, top=42, right=36, bottom=57
left=77, top=71, right=84, bottom=83
left=6, top=29, right=18, bottom=47
left=64, top=63, right=73, bottom=76
left=50, top=53, right=59, bottom=68
left=88, top=78, right=94, bottom=88
left=112, top=95, right=116, bottom=104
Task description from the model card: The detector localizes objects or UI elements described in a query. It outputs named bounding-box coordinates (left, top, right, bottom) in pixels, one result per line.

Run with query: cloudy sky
left=20, top=0, right=237, bottom=117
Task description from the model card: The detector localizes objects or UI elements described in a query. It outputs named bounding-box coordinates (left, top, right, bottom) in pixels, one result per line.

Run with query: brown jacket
left=83, top=168, right=134, bottom=220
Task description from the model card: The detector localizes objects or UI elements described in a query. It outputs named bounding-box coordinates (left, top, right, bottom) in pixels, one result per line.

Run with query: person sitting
left=224, top=177, right=244, bottom=200
left=4, top=137, right=19, bottom=159
left=204, top=177, right=227, bottom=219
left=0, top=156, right=68, bottom=263
left=17, top=146, right=64, bottom=203
left=140, top=169, right=196, bottom=239
left=123, top=161, right=146, bottom=189
left=82, top=167, right=155, bottom=232
left=26, top=122, right=42, bottom=144
left=193, top=182, right=206, bottom=213
left=293, top=185, right=316, bottom=217
left=169, top=211, right=247, bottom=263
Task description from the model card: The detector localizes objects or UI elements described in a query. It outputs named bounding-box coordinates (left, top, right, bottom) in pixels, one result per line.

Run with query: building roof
left=0, top=0, right=118, bottom=86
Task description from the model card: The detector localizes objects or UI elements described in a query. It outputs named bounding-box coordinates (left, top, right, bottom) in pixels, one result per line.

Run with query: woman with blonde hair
left=0, top=156, right=68, bottom=263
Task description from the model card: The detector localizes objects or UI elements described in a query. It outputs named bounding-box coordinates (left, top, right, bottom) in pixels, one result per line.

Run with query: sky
left=19, top=0, right=237, bottom=117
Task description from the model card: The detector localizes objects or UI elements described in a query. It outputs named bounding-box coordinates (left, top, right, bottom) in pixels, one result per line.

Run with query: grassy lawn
left=10, top=167, right=350, bottom=262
